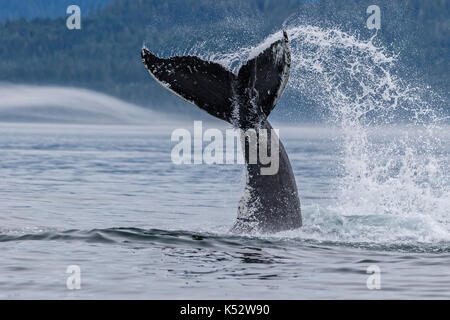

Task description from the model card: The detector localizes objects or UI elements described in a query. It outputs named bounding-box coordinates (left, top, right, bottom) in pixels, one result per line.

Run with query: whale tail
left=141, top=29, right=291, bottom=127
left=141, top=29, right=301, bottom=233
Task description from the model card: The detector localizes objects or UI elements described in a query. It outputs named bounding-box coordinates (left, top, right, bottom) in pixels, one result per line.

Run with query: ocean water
left=1, top=22, right=449, bottom=299
left=0, top=122, right=448, bottom=299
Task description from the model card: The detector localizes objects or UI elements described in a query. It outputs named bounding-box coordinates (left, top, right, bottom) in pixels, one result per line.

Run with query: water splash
left=288, top=25, right=449, bottom=243
left=207, top=24, right=449, bottom=244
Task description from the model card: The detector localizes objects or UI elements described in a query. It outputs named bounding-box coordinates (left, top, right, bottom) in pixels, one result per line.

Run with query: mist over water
left=0, top=85, right=162, bottom=124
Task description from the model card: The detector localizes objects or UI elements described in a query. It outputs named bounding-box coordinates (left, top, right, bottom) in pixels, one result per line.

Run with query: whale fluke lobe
left=237, top=28, right=291, bottom=119
left=141, top=49, right=236, bottom=122
left=141, top=29, right=290, bottom=127
left=142, top=29, right=302, bottom=233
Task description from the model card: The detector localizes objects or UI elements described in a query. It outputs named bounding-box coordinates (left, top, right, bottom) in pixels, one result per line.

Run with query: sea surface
left=0, top=122, right=448, bottom=299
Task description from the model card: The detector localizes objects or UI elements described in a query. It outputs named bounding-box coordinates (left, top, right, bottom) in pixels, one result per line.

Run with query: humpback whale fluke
left=141, top=29, right=302, bottom=233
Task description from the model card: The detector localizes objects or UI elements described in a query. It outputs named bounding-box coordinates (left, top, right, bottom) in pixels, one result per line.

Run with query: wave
left=0, top=84, right=165, bottom=124
left=1, top=227, right=449, bottom=254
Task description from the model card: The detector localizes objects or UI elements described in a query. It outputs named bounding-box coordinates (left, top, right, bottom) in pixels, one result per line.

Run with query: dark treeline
left=0, top=0, right=448, bottom=120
